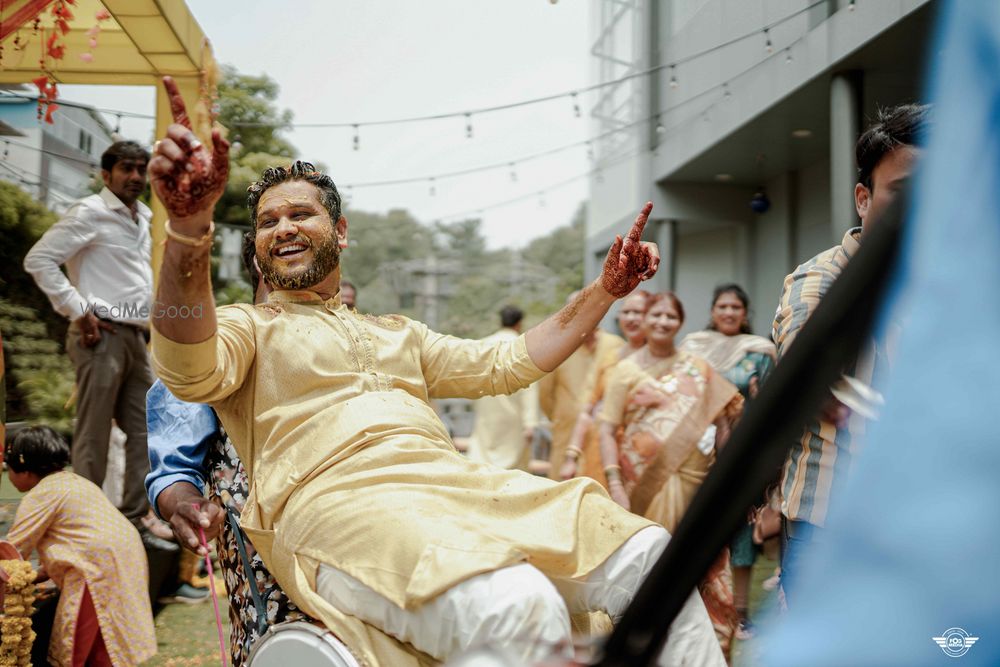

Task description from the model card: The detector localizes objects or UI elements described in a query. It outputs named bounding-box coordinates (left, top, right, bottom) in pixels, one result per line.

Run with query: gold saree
left=600, top=351, right=743, bottom=655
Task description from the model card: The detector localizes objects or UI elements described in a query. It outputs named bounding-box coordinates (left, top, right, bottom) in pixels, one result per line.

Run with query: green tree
left=341, top=208, right=435, bottom=289
left=433, top=218, right=487, bottom=262
left=213, top=66, right=297, bottom=229
left=217, top=65, right=296, bottom=157
left=0, top=183, right=76, bottom=433
left=522, top=202, right=586, bottom=297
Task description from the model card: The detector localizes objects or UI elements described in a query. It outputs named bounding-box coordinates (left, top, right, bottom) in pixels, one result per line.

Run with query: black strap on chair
left=226, top=503, right=270, bottom=638
left=596, top=193, right=908, bottom=665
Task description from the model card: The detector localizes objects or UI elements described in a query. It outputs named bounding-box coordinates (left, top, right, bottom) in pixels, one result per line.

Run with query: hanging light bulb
left=655, top=116, right=666, bottom=134
left=669, top=65, right=679, bottom=89
left=764, top=29, right=773, bottom=53
left=785, top=47, right=793, bottom=64
left=352, top=124, right=360, bottom=151
left=571, top=91, right=582, bottom=118
left=114, top=113, right=122, bottom=134
left=723, top=83, right=732, bottom=100
left=429, top=178, right=436, bottom=197
left=509, top=163, right=518, bottom=182
left=586, top=141, right=594, bottom=160
left=465, top=113, right=473, bottom=139
left=848, top=0, right=856, bottom=10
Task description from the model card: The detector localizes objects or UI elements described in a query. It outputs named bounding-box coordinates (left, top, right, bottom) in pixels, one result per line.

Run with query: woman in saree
left=679, top=283, right=776, bottom=640
left=598, top=291, right=744, bottom=657
left=558, top=289, right=649, bottom=487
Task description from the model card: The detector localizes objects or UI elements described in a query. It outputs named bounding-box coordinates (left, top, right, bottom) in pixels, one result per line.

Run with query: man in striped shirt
left=773, top=104, right=929, bottom=604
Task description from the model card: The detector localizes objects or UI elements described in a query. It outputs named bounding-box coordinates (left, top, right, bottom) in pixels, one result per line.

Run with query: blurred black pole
left=596, top=192, right=908, bottom=666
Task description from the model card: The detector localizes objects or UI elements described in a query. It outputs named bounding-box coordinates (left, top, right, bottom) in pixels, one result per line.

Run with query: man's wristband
left=165, top=219, right=215, bottom=247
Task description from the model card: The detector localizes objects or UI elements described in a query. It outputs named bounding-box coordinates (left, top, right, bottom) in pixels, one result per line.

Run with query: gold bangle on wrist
left=604, top=464, right=622, bottom=482
left=165, top=219, right=215, bottom=247
left=565, top=445, right=583, bottom=460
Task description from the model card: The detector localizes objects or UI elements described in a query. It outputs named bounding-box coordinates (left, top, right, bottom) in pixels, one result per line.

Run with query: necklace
left=638, top=345, right=677, bottom=369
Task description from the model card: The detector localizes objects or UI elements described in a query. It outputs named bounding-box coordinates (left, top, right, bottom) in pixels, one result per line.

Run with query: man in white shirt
left=24, top=141, right=158, bottom=539
left=466, top=305, right=540, bottom=470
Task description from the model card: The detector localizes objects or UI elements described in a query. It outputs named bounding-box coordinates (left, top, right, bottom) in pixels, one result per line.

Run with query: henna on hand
left=600, top=202, right=660, bottom=297
left=150, top=76, right=230, bottom=220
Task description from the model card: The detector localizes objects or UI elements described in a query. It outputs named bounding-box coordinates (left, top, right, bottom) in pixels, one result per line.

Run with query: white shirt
left=24, top=187, right=153, bottom=328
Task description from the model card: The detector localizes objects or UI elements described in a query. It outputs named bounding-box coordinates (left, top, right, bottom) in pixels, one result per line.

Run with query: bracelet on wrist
left=165, top=219, right=215, bottom=247
left=604, top=464, right=622, bottom=482
left=565, top=445, right=583, bottom=460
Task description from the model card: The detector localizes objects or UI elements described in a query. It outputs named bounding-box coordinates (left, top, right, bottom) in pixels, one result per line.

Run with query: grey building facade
left=586, top=0, right=935, bottom=336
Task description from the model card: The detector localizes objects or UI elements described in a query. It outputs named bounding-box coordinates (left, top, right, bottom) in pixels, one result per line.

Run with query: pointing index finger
left=162, top=76, right=192, bottom=130
left=627, top=201, right=654, bottom=243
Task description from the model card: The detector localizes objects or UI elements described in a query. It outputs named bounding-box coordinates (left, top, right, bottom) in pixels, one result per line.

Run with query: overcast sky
left=61, top=0, right=593, bottom=249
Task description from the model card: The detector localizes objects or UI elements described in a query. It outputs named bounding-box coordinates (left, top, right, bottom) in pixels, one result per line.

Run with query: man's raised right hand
left=149, top=76, right=230, bottom=226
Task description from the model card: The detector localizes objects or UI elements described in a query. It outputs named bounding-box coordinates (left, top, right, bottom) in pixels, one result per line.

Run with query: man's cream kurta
left=152, top=291, right=650, bottom=661
left=465, top=327, right=540, bottom=470
left=538, top=330, right=624, bottom=478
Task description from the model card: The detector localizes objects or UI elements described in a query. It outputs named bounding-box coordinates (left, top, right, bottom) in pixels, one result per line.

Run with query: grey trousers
left=67, top=321, right=153, bottom=528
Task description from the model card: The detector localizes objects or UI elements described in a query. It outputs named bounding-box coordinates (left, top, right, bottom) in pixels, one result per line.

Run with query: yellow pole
left=150, top=75, right=209, bottom=289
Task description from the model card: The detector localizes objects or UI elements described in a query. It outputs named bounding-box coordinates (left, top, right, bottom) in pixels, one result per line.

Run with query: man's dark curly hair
left=246, top=161, right=343, bottom=228
left=856, top=104, right=930, bottom=191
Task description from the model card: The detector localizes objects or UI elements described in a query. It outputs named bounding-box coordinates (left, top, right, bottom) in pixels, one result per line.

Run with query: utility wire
left=0, top=0, right=826, bottom=131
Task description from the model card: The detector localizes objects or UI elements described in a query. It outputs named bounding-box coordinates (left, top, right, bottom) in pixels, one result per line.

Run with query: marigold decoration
left=0, top=0, right=113, bottom=125
left=0, top=560, right=36, bottom=667
left=79, top=7, right=111, bottom=64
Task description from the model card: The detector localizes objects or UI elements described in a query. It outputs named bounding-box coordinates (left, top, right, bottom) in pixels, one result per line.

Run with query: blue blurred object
left=764, top=0, right=1000, bottom=664
left=749, top=188, right=771, bottom=214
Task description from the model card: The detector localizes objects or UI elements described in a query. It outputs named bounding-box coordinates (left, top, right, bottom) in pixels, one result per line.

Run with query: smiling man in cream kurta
left=146, top=78, right=724, bottom=667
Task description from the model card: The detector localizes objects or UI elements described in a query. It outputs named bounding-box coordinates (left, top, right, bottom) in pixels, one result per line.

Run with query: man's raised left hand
left=600, top=202, right=660, bottom=298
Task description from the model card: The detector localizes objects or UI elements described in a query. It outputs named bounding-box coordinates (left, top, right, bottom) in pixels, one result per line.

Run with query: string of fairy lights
left=0, top=0, right=850, bottom=222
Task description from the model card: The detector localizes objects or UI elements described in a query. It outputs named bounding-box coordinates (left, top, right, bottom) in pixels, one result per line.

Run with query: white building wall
left=587, top=0, right=933, bottom=337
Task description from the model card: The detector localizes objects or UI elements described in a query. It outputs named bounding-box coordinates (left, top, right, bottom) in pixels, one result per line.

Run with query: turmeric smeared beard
left=258, top=232, right=340, bottom=290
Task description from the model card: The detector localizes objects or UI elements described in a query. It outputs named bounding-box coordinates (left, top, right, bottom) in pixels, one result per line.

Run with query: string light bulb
left=848, top=0, right=856, bottom=10
left=669, top=65, right=679, bottom=89
left=352, top=124, right=360, bottom=151
left=465, top=113, right=473, bottom=139
left=723, top=83, right=732, bottom=99
left=655, top=117, right=666, bottom=134
left=572, top=91, right=581, bottom=118
left=509, top=163, right=518, bottom=182
left=764, top=29, right=773, bottom=53
left=429, top=178, right=436, bottom=196
left=785, top=47, right=793, bottom=64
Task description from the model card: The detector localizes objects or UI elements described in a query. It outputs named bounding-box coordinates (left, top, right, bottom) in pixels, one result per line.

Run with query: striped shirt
left=773, top=228, right=878, bottom=527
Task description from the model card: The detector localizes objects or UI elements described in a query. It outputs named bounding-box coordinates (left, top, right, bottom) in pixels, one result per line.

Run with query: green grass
left=731, top=554, right=782, bottom=667
left=145, top=577, right=232, bottom=666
